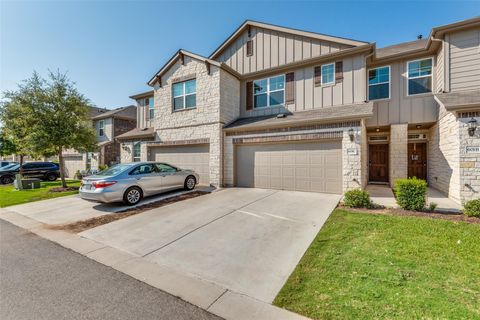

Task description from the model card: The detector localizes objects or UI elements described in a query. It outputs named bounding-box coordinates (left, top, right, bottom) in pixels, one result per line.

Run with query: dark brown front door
left=369, top=144, right=389, bottom=183
left=408, top=143, right=427, bottom=180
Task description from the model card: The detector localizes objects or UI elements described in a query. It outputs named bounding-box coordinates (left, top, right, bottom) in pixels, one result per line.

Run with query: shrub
left=344, top=189, right=372, bottom=208
left=463, top=199, right=480, bottom=217
left=74, top=170, right=82, bottom=180
left=395, top=178, right=427, bottom=211
left=98, top=165, right=108, bottom=172
left=428, top=202, right=438, bottom=212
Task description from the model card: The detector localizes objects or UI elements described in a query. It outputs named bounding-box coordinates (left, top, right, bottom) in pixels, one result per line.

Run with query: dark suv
left=0, top=162, right=60, bottom=184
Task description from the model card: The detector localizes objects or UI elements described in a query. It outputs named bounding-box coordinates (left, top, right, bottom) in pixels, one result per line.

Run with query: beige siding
left=436, top=43, right=444, bottom=93
left=448, top=28, right=480, bottom=91
left=239, top=54, right=366, bottom=117
left=366, top=58, right=438, bottom=127
left=218, top=27, right=353, bottom=75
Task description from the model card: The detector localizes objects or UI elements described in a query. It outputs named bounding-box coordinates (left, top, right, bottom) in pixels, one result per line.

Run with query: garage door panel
left=236, top=141, right=342, bottom=194
left=151, top=145, right=210, bottom=185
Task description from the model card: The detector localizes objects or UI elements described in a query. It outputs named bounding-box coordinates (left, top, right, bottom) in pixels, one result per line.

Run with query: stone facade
left=458, top=115, right=480, bottom=202
left=389, top=124, right=408, bottom=187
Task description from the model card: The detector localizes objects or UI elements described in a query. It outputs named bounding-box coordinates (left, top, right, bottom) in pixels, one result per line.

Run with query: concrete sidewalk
left=366, top=184, right=462, bottom=212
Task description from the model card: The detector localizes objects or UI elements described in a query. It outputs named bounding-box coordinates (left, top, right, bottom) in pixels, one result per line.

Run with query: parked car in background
left=0, top=162, right=60, bottom=184
left=0, top=161, right=17, bottom=168
left=79, top=162, right=199, bottom=205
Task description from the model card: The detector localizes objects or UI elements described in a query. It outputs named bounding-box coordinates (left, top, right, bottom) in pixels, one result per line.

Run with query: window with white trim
left=132, top=142, right=141, bottom=162
left=407, top=58, right=432, bottom=95
left=253, top=75, right=285, bottom=108
left=98, top=120, right=104, bottom=137
left=172, top=79, right=196, bottom=111
left=321, top=63, right=335, bottom=85
left=368, top=66, right=390, bottom=100
left=148, top=97, right=154, bottom=119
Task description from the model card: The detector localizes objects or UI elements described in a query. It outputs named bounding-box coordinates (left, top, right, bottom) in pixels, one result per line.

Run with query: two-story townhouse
left=63, top=105, right=136, bottom=177
left=122, top=17, right=480, bottom=204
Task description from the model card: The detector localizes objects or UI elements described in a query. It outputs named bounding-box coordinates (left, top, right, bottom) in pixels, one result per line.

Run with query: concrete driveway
left=80, top=188, right=340, bottom=303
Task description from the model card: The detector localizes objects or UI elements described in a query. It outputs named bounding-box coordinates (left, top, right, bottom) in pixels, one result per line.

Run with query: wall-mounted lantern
left=468, top=118, right=477, bottom=137
left=348, top=128, right=355, bottom=142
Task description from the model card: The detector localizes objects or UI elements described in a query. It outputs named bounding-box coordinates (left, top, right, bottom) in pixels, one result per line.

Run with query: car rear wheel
left=123, top=187, right=143, bottom=205
left=0, top=176, right=14, bottom=185
left=45, top=173, right=58, bottom=181
left=184, top=175, right=196, bottom=191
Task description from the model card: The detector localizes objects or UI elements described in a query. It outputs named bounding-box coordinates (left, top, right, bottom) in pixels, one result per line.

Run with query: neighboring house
left=63, top=105, right=136, bottom=177
left=120, top=17, right=480, bottom=204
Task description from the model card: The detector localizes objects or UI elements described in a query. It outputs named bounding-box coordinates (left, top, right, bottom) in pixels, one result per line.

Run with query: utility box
left=14, top=175, right=41, bottom=190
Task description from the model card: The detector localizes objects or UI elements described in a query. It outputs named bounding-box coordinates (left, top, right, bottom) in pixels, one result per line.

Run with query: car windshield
left=0, top=164, right=20, bottom=171
left=95, top=164, right=133, bottom=176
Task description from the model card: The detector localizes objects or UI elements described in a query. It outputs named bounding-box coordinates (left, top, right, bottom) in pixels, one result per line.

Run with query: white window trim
left=172, top=80, right=196, bottom=111
left=132, top=142, right=141, bottom=162
left=148, top=98, right=155, bottom=119
left=406, top=57, right=433, bottom=97
left=368, top=65, right=391, bottom=101
left=253, top=74, right=285, bottom=109
left=98, top=120, right=104, bottom=137
left=321, top=62, right=335, bottom=86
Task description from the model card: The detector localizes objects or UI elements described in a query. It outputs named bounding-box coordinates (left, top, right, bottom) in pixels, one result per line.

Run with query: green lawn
left=274, top=209, right=480, bottom=320
left=0, top=180, right=81, bottom=208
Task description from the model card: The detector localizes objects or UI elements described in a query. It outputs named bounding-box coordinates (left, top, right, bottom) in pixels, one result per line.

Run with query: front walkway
left=366, top=185, right=462, bottom=212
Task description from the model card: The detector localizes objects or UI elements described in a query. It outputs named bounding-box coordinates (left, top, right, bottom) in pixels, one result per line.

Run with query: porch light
left=468, top=118, right=477, bottom=137
left=348, top=128, right=355, bottom=142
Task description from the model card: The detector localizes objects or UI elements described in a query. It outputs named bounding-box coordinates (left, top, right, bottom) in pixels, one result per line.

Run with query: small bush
left=344, top=189, right=372, bottom=208
left=428, top=202, right=437, bottom=212
left=463, top=199, right=480, bottom=217
left=98, top=165, right=108, bottom=172
left=74, top=170, right=82, bottom=180
left=395, top=178, right=427, bottom=211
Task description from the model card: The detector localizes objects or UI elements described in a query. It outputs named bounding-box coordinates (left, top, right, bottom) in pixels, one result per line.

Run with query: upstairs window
left=132, top=142, right=141, bottom=162
left=148, top=97, right=155, bottom=119
left=98, top=120, right=104, bottom=137
left=253, top=75, right=285, bottom=108
left=407, top=58, right=432, bottom=96
left=173, top=79, right=196, bottom=111
left=368, top=66, right=390, bottom=100
left=321, top=63, right=335, bottom=85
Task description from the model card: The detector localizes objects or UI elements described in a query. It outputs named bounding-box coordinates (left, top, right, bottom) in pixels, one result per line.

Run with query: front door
left=369, top=144, right=389, bottom=183
left=408, top=143, right=427, bottom=180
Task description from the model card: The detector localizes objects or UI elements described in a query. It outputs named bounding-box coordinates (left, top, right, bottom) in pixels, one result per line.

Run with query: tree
left=0, top=72, right=45, bottom=165
left=1, top=71, right=97, bottom=187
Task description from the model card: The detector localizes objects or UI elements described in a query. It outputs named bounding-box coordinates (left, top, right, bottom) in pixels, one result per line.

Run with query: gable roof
left=88, top=106, right=109, bottom=118
left=209, top=20, right=369, bottom=60
left=375, top=39, right=428, bottom=60
left=91, top=105, right=137, bottom=121
left=147, top=49, right=240, bottom=87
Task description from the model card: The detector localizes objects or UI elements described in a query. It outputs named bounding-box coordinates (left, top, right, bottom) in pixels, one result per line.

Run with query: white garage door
left=150, top=144, right=210, bottom=185
left=63, top=156, right=85, bottom=178
left=236, top=141, right=342, bottom=194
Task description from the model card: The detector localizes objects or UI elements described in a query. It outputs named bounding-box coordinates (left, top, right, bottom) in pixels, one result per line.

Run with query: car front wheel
left=184, top=176, right=196, bottom=191
left=45, top=173, right=58, bottom=181
left=0, top=175, right=13, bottom=184
left=123, top=187, right=143, bottom=205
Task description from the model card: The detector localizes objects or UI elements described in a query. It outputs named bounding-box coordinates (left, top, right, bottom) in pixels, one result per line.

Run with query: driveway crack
left=141, top=190, right=279, bottom=257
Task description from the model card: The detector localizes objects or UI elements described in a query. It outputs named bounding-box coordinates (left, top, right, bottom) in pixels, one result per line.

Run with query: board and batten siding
left=436, top=44, right=444, bottom=93
left=448, top=28, right=480, bottom=91
left=367, top=58, right=438, bottom=127
left=217, top=27, right=353, bottom=75
left=239, top=54, right=367, bottom=118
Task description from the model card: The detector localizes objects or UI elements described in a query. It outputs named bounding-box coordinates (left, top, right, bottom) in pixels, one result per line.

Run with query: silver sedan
left=79, top=162, right=199, bottom=205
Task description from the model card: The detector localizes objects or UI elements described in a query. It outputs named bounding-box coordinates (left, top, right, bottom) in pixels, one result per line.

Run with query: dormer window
left=173, top=79, right=196, bottom=111
left=98, top=120, right=104, bottom=137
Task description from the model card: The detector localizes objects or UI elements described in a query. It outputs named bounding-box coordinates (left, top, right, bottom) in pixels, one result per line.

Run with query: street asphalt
left=0, top=220, right=221, bottom=320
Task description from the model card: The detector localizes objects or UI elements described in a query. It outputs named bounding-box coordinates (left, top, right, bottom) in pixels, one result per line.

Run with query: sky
left=1, top=0, right=479, bottom=109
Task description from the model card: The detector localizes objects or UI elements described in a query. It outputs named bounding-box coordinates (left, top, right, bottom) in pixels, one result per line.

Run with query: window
left=132, top=142, right=141, bottom=162
left=148, top=97, right=155, bottom=119
left=172, top=79, right=196, bottom=111
left=253, top=75, right=285, bottom=108
left=130, top=164, right=155, bottom=175
left=407, top=58, right=433, bottom=96
left=155, top=163, right=177, bottom=173
left=98, top=120, right=104, bottom=137
left=321, top=63, right=335, bottom=85
left=368, top=66, right=390, bottom=100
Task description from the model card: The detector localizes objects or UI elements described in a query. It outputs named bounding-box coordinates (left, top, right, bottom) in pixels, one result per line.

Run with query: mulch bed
left=48, top=191, right=208, bottom=233
left=339, top=205, right=480, bottom=224
left=49, top=187, right=79, bottom=192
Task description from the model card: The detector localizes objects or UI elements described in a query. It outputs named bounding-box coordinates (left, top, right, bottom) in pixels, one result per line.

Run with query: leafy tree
left=1, top=71, right=97, bottom=187
left=0, top=133, right=17, bottom=158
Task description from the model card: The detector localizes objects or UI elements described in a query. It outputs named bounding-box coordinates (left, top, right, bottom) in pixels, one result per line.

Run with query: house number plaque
left=465, top=146, right=480, bottom=154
